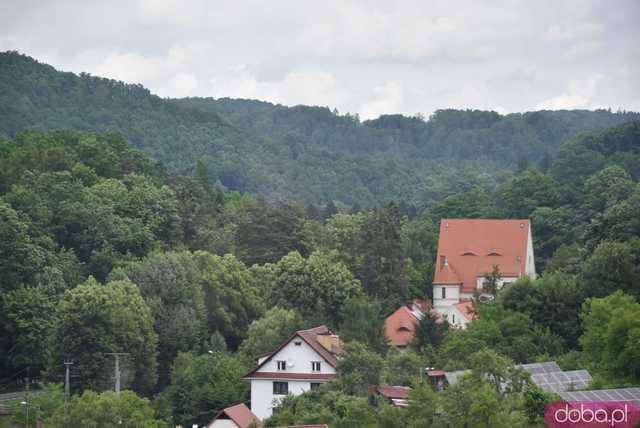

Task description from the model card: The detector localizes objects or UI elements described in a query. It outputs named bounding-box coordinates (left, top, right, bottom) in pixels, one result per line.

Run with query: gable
left=256, top=336, right=336, bottom=374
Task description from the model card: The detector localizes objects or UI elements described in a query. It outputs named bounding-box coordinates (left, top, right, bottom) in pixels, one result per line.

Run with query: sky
left=1, top=0, right=639, bottom=119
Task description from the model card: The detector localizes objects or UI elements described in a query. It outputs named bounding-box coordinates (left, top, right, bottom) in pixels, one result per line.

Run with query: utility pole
left=24, top=366, right=30, bottom=428
left=106, top=353, right=128, bottom=394
left=63, top=361, right=73, bottom=403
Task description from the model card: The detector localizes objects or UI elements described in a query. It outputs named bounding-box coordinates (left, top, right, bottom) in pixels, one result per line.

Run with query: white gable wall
left=257, top=336, right=335, bottom=374
left=250, top=335, right=336, bottom=419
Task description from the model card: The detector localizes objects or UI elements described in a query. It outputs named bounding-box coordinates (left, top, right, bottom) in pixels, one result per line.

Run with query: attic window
left=487, top=251, right=501, bottom=256
left=398, top=326, right=411, bottom=332
left=461, top=251, right=476, bottom=256
left=294, top=341, right=302, bottom=346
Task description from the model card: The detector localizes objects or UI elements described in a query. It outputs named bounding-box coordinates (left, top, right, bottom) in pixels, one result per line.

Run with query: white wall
left=475, top=275, right=520, bottom=291
left=250, top=379, right=318, bottom=420
left=251, top=335, right=336, bottom=419
left=209, top=419, right=239, bottom=428
left=432, top=285, right=460, bottom=309
left=257, top=336, right=335, bottom=375
left=447, top=305, right=471, bottom=329
left=525, top=226, right=536, bottom=279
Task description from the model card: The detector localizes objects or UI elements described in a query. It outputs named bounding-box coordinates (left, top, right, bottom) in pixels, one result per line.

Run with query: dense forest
left=2, top=51, right=639, bottom=209
left=0, top=51, right=639, bottom=427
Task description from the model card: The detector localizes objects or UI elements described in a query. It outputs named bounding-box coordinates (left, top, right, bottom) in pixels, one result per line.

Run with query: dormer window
left=487, top=251, right=501, bottom=256
left=277, top=360, right=286, bottom=371
left=461, top=251, right=476, bottom=256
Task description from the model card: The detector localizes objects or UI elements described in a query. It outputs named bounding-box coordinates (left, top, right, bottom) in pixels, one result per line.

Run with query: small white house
left=243, top=325, right=341, bottom=420
left=206, top=403, right=260, bottom=428
left=432, top=219, right=536, bottom=328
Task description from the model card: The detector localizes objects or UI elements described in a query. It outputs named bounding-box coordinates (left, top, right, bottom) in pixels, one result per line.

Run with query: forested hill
left=1, top=50, right=639, bottom=208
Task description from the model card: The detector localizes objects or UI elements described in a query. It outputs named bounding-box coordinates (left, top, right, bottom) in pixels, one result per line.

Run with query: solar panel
left=531, top=370, right=592, bottom=392
left=559, top=388, right=640, bottom=405
left=518, top=361, right=562, bottom=375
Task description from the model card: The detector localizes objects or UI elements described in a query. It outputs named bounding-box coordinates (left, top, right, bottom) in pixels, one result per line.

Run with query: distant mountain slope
left=1, top=51, right=638, bottom=208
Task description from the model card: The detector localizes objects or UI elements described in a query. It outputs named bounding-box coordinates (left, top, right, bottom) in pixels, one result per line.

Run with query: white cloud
left=0, top=0, right=637, bottom=117
left=536, top=75, right=604, bottom=110
left=359, top=81, right=404, bottom=119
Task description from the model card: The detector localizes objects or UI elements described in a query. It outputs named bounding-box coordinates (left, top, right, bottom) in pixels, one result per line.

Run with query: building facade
left=243, top=325, right=341, bottom=419
left=432, top=219, right=536, bottom=328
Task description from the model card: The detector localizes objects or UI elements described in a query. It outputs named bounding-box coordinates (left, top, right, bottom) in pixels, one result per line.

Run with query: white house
left=243, top=325, right=341, bottom=420
left=432, top=219, right=536, bottom=328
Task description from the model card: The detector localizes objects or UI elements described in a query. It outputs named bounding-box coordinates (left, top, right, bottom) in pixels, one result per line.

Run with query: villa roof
left=433, top=219, right=531, bottom=293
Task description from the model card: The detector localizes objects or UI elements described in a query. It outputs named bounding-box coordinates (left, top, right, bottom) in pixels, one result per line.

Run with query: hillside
left=1, top=51, right=639, bottom=209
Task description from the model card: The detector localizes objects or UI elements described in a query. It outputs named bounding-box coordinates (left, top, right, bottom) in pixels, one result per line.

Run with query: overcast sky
left=1, top=0, right=638, bottom=119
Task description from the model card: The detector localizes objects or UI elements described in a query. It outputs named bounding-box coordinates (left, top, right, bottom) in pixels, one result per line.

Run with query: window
left=277, top=360, right=286, bottom=371
left=310, top=382, right=321, bottom=390
left=452, top=314, right=456, bottom=324
left=311, top=361, right=321, bottom=372
left=441, top=287, right=446, bottom=299
left=273, top=381, right=288, bottom=395
left=294, top=341, right=302, bottom=346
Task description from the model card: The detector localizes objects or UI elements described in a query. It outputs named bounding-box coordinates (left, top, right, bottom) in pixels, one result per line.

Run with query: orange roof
left=455, top=300, right=475, bottom=321
left=384, top=306, right=420, bottom=346
left=433, top=219, right=530, bottom=293
left=208, top=403, right=260, bottom=428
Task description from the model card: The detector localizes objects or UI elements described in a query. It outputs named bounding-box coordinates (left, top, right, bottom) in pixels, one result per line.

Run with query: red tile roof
left=426, top=369, right=446, bottom=377
left=376, top=385, right=411, bottom=399
left=208, top=403, right=260, bottom=428
left=434, top=219, right=531, bottom=293
left=243, top=325, right=341, bottom=379
left=244, top=372, right=337, bottom=380
left=384, top=305, right=420, bottom=347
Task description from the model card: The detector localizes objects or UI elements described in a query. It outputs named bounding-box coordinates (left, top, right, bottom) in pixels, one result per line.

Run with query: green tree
left=500, top=274, right=583, bottom=348
left=238, top=307, right=304, bottom=362
left=579, top=239, right=640, bottom=299
left=338, top=297, right=387, bottom=352
left=118, top=251, right=206, bottom=386
left=580, top=291, right=640, bottom=385
left=498, top=168, right=560, bottom=217
left=270, top=251, right=363, bottom=326
left=336, top=341, right=385, bottom=396
left=47, top=278, right=158, bottom=394
left=413, top=309, right=449, bottom=350
left=193, top=251, right=265, bottom=349
left=158, top=351, right=248, bottom=427
left=359, top=203, right=409, bottom=308
left=45, top=390, right=168, bottom=428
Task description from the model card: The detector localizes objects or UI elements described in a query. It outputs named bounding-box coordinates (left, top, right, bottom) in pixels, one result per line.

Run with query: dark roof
left=243, top=325, right=340, bottom=379
left=376, top=385, right=411, bottom=399
left=208, top=403, right=260, bottom=428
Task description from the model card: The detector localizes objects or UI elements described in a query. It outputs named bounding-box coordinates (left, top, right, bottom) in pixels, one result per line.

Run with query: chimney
left=440, top=255, right=447, bottom=269
left=317, top=333, right=341, bottom=354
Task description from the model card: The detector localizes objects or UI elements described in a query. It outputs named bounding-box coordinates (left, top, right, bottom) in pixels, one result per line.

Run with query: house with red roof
left=243, top=325, right=341, bottom=420
left=384, top=300, right=436, bottom=347
left=432, top=219, right=536, bottom=327
left=207, top=403, right=261, bottom=428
